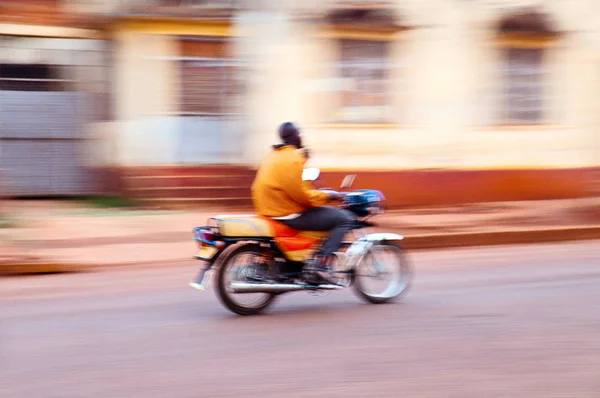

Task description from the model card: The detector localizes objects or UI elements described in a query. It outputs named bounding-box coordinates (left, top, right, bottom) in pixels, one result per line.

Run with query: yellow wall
left=110, top=31, right=181, bottom=165
left=114, top=31, right=178, bottom=120
left=265, top=0, right=600, bottom=171
left=105, top=1, right=600, bottom=170
left=108, top=18, right=251, bottom=166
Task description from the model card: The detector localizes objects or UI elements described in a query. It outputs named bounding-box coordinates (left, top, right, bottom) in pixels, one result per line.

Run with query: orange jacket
left=251, top=146, right=330, bottom=217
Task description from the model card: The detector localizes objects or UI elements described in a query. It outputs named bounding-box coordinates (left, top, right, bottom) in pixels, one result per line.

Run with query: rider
left=251, top=122, right=355, bottom=284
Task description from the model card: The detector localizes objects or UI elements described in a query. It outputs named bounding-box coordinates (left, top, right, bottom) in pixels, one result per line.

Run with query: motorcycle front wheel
left=352, top=242, right=412, bottom=304
left=215, top=243, right=277, bottom=316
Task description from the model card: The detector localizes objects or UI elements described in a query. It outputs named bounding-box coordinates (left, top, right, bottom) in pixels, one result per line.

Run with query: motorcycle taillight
left=194, top=227, right=217, bottom=244
left=200, top=230, right=216, bottom=242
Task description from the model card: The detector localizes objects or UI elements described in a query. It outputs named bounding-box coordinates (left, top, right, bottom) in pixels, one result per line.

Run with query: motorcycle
left=189, top=168, right=412, bottom=315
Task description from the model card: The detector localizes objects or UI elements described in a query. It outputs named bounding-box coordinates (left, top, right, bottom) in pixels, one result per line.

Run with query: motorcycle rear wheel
left=352, top=242, right=412, bottom=304
left=216, top=243, right=277, bottom=316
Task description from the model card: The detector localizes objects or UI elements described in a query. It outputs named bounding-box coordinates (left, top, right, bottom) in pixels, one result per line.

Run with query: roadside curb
left=0, top=260, right=77, bottom=277
left=4, top=226, right=600, bottom=276
left=401, top=226, right=600, bottom=250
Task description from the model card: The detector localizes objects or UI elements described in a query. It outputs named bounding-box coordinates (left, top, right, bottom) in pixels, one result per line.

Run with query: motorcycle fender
left=344, top=233, right=405, bottom=270
left=210, top=240, right=265, bottom=270
left=190, top=247, right=225, bottom=290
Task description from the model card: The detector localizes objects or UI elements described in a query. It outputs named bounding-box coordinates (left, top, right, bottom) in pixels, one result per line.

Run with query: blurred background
left=1, top=0, right=599, bottom=209
left=2, top=3, right=600, bottom=397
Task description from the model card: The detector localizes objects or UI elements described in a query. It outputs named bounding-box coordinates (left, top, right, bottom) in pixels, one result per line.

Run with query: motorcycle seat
left=211, top=214, right=327, bottom=239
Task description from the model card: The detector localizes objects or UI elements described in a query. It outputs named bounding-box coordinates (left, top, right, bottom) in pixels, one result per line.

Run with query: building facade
left=2, top=0, right=599, bottom=205
left=103, top=0, right=600, bottom=205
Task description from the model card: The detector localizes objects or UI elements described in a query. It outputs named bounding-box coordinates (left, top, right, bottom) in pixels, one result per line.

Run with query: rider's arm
left=285, top=158, right=331, bottom=208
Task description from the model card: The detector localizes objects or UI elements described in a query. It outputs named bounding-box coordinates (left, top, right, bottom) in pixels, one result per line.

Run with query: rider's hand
left=328, top=191, right=344, bottom=201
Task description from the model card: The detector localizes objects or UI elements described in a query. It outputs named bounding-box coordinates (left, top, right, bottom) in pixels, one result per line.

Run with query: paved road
left=2, top=242, right=600, bottom=398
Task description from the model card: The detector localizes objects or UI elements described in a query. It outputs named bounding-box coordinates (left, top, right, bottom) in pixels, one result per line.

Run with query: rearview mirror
left=340, top=174, right=356, bottom=189
left=302, top=167, right=321, bottom=182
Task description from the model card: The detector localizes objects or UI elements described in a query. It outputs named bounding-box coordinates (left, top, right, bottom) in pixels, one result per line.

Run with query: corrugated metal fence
left=0, top=36, right=110, bottom=197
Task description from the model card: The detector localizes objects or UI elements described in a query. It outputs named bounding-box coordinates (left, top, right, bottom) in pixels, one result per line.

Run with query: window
left=178, top=39, right=241, bottom=116
left=335, top=39, right=391, bottom=123
left=0, top=64, right=67, bottom=91
left=500, top=47, right=546, bottom=125
left=181, top=62, right=226, bottom=114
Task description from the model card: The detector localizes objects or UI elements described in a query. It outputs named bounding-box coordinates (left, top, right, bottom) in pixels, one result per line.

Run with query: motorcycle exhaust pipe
left=229, top=282, right=343, bottom=294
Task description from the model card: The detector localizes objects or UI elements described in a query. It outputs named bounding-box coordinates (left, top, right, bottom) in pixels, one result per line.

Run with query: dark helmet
left=278, top=122, right=303, bottom=148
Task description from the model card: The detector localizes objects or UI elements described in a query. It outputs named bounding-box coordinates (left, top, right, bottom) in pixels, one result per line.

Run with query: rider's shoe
left=303, top=255, right=338, bottom=286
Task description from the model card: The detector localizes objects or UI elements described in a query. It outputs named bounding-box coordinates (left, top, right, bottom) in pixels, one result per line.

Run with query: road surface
left=2, top=241, right=600, bottom=398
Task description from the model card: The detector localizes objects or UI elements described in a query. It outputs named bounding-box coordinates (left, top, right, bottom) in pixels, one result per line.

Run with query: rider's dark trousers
left=279, top=206, right=355, bottom=257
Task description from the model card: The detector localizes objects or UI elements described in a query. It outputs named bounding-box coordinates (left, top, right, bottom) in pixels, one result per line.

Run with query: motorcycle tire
left=215, top=243, right=278, bottom=316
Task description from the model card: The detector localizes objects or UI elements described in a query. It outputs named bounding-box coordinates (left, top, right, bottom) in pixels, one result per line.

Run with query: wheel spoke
left=218, top=245, right=276, bottom=314
left=353, top=243, right=411, bottom=302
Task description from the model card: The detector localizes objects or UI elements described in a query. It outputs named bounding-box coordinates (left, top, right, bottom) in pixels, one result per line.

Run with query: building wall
left=112, top=31, right=180, bottom=165
left=108, top=1, right=600, bottom=168
left=106, top=0, right=600, bottom=202
left=109, top=20, right=247, bottom=166
left=242, top=0, right=600, bottom=173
